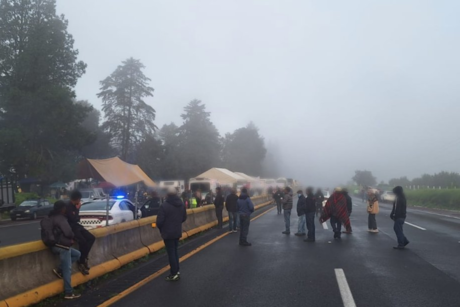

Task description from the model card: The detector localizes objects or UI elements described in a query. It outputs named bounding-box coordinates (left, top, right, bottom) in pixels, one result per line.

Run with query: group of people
left=273, top=185, right=409, bottom=249
left=41, top=190, right=96, bottom=299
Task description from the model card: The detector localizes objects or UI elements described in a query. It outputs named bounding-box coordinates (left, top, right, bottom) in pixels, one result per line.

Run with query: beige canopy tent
left=77, top=157, right=156, bottom=188
left=194, top=168, right=246, bottom=185
left=235, top=172, right=256, bottom=182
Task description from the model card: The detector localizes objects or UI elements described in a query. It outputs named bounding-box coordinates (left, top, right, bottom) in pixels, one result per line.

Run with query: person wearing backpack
left=41, top=201, right=81, bottom=300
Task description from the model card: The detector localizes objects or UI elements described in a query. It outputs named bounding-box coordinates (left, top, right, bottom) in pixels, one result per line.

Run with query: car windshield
left=81, top=191, right=92, bottom=198
left=80, top=201, right=115, bottom=211
left=19, top=200, right=38, bottom=207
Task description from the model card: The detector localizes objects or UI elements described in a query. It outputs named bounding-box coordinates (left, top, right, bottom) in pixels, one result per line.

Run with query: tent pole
left=106, top=194, right=110, bottom=226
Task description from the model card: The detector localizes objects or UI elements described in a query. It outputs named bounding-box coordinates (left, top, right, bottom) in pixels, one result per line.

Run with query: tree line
left=0, top=0, right=268, bottom=184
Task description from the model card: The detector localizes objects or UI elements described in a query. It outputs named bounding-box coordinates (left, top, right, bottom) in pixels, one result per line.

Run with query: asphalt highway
left=99, top=197, right=460, bottom=307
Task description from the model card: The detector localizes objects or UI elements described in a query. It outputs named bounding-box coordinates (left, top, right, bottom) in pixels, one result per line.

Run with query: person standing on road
left=274, top=188, right=283, bottom=215
left=282, top=187, right=293, bottom=235
left=367, top=190, right=380, bottom=233
left=65, top=190, right=94, bottom=275
left=45, top=201, right=81, bottom=300
left=320, top=188, right=352, bottom=240
left=304, top=187, right=317, bottom=242
left=237, top=188, right=255, bottom=246
left=315, top=188, right=325, bottom=217
left=391, top=186, right=409, bottom=249
left=343, top=188, right=353, bottom=217
left=226, top=189, right=239, bottom=233
left=157, top=187, right=187, bottom=281
left=214, top=187, right=224, bottom=229
left=295, top=190, right=307, bottom=236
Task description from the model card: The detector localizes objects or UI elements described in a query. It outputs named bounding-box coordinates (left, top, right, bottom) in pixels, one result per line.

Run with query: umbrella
left=49, top=182, right=67, bottom=189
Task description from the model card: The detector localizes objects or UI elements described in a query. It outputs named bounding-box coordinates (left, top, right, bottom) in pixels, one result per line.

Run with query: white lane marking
left=322, top=222, right=329, bottom=229
left=405, top=221, right=426, bottom=230
left=410, top=209, right=460, bottom=220
left=335, top=268, right=357, bottom=307
left=0, top=221, right=40, bottom=229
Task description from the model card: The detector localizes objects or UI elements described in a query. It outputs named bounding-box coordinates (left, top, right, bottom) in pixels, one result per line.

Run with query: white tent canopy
left=235, top=172, right=256, bottom=182
left=194, top=168, right=246, bottom=185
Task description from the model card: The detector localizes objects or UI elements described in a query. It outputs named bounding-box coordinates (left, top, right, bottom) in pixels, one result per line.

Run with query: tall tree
left=178, top=100, right=221, bottom=179
left=222, top=122, right=266, bottom=176
left=352, top=170, right=377, bottom=187
left=98, top=57, right=155, bottom=162
left=0, top=0, right=92, bottom=182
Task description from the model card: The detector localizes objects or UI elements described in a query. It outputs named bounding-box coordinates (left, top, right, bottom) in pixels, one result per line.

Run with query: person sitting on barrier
left=157, top=186, right=187, bottom=281
left=237, top=188, right=255, bottom=247
left=42, top=201, right=81, bottom=300
left=65, top=190, right=95, bottom=275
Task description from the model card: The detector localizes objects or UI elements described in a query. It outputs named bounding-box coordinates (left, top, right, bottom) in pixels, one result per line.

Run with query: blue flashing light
left=116, top=195, right=125, bottom=199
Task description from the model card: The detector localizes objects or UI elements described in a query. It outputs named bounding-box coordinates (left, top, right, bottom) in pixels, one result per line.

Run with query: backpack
left=40, top=216, right=57, bottom=247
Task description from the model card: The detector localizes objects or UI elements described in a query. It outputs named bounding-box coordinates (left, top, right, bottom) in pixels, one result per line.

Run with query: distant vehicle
left=10, top=199, right=53, bottom=221
left=189, top=177, right=219, bottom=200
left=381, top=191, right=396, bottom=203
left=80, top=188, right=107, bottom=203
left=159, top=180, right=185, bottom=194
left=140, top=197, right=161, bottom=217
left=79, top=198, right=141, bottom=229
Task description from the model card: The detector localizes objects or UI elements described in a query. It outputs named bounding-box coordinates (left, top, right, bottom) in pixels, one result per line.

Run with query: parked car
left=10, top=199, right=53, bottom=221
left=140, top=197, right=162, bottom=218
left=79, top=198, right=142, bottom=229
left=381, top=191, right=396, bottom=203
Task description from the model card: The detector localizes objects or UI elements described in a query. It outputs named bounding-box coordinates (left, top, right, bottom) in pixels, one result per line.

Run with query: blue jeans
left=228, top=211, right=238, bottom=231
left=330, top=216, right=342, bottom=237
left=284, top=209, right=291, bottom=232
left=306, top=212, right=316, bottom=240
left=297, top=214, right=306, bottom=234
left=52, top=247, right=81, bottom=295
left=394, top=218, right=409, bottom=247
left=164, top=239, right=180, bottom=275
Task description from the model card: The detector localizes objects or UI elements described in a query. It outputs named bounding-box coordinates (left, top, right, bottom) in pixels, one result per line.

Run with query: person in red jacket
left=320, top=188, right=352, bottom=240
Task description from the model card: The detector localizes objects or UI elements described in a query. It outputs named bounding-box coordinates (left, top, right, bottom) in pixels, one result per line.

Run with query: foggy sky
left=56, top=1, right=460, bottom=187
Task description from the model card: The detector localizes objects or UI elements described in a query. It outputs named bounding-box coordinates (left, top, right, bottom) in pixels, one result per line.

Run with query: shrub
left=406, top=189, right=460, bottom=211
left=14, top=192, right=40, bottom=205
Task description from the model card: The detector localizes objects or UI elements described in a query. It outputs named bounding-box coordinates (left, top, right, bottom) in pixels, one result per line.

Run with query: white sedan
left=79, top=198, right=142, bottom=229
left=381, top=191, right=396, bottom=203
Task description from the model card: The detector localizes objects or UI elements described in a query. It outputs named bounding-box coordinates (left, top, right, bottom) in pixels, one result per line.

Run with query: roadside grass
left=406, top=189, right=460, bottom=211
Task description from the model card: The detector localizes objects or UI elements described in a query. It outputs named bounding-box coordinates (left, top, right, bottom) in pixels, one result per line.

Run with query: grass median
left=406, top=189, right=460, bottom=211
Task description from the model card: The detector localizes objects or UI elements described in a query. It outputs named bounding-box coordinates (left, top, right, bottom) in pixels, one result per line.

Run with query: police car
left=79, top=196, right=142, bottom=229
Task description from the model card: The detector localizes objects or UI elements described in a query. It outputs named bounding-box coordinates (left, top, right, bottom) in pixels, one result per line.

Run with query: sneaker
left=371, top=229, right=379, bottom=233
left=165, top=274, right=180, bottom=281
left=53, top=269, right=63, bottom=279
left=78, top=264, right=89, bottom=276
left=282, top=231, right=290, bottom=235
left=64, top=293, right=81, bottom=300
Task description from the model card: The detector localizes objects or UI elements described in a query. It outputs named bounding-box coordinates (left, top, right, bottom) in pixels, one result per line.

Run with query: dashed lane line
left=405, top=221, right=426, bottom=230
left=335, top=268, right=357, bottom=307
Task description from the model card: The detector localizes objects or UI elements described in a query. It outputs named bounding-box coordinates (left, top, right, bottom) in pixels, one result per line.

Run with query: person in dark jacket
left=391, top=186, right=409, bottom=249
left=237, top=188, right=255, bottom=246
left=65, top=190, right=94, bottom=275
left=273, top=188, right=283, bottom=215
left=226, top=189, right=239, bottom=233
left=214, top=187, right=224, bottom=229
left=304, top=187, right=317, bottom=242
left=282, top=187, right=293, bottom=234
left=295, top=190, right=307, bottom=236
left=315, top=188, right=325, bottom=217
left=157, top=187, right=187, bottom=281
left=49, top=201, right=81, bottom=300
left=343, top=188, right=353, bottom=216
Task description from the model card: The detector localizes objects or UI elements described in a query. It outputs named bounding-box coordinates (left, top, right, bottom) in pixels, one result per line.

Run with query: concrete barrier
left=0, top=195, right=273, bottom=307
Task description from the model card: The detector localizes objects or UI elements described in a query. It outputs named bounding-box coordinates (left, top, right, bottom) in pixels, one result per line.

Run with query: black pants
left=306, top=212, right=316, bottom=240
left=73, top=226, right=95, bottom=263
left=276, top=200, right=282, bottom=214
left=330, top=216, right=342, bottom=238
left=215, top=207, right=223, bottom=229
left=164, top=239, right=180, bottom=275
left=368, top=214, right=377, bottom=230
left=239, top=214, right=250, bottom=244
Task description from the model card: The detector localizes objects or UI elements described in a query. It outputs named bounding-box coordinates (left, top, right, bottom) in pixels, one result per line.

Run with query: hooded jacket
left=214, top=192, right=224, bottom=209
left=157, top=195, right=187, bottom=240
left=391, top=186, right=407, bottom=219
left=225, top=193, right=239, bottom=212
left=344, top=193, right=353, bottom=214
left=296, top=194, right=306, bottom=216
left=237, top=194, right=255, bottom=216
left=50, top=214, right=74, bottom=248
left=282, top=192, right=293, bottom=210
left=305, top=193, right=316, bottom=213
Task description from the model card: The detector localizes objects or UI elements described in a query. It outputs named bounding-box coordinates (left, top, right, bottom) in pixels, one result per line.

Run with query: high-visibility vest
left=191, top=198, right=197, bottom=208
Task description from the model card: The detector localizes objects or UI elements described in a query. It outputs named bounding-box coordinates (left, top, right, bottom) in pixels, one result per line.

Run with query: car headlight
left=25, top=210, right=30, bottom=213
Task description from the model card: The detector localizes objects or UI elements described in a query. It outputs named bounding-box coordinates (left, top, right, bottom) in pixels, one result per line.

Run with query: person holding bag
left=367, top=191, right=379, bottom=233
